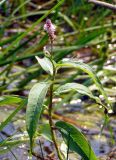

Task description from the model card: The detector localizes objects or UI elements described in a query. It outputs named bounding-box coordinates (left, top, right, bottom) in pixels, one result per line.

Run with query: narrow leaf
left=26, top=82, right=50, bottom=152
left=55, top=83, right=102, bottom=104
left=0, top=95, right=23, bottom=106
left=0, top=99, right=27, bottom=131
left=56, top=121, right=98, bottom=160
left=35, top=56, right=53, bottom=75
left=55, top=82, right=94, bottom=97
left=58, top=60, right=110, bottom=107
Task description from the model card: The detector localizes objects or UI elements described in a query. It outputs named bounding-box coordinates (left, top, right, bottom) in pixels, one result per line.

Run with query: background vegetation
left=0, top=0, right=116, bottom=159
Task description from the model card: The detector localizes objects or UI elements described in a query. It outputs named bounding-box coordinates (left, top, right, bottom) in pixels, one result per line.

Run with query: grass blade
left=0, top=99, right=27, bottom=131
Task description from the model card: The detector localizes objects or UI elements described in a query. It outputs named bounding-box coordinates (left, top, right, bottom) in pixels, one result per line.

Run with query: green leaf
left=55, top=82, right=101, bottom=103
left=56, top=121, right=98, bottom=160
left=26, top=82, right=50, bottom=152
left=57, top=60, right=110, bottom=107
left=0, top=95, right=23, bottom=106
left=55, top=82, right=93, bottom=97
left=35, top=56, right=53, bottom=75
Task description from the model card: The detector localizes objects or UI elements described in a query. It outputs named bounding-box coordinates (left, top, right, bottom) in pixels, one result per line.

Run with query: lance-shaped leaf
left=55, top=82, right=92, bottom=97
left=55, top=82, right=101, bottom=103
left=57, top=60, right=110, bottom=107
left=35, top=56, right=53, bottom=75
left=56, top=121, right=98, bottom=160
left=26, top=82, right=50, bottom=152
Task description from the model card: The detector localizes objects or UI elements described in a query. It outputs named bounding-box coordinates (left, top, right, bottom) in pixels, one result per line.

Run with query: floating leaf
left=35, top=56, right=53, bottom=75
left=56, top=121, right=98, bottom=160
left=26, top=82, right=50, bottom=152
left=57, top=60, right=110, bottom=107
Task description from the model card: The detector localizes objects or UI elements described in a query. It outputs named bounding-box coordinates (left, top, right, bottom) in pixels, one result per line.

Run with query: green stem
left=48, top=60, right=63, bottom=160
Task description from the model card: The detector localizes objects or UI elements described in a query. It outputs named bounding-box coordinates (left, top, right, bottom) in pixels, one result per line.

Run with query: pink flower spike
left=44, top=19, right=56, bottom=41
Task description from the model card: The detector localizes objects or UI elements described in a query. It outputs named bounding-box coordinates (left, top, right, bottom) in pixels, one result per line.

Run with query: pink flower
left=44, top=19, right=56, bottom=41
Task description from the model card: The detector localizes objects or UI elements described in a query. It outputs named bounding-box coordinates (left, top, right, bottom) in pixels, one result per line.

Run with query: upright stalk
left=48, top=59, right=63, bottom=160
left=44, top=18, right=63, bottom=160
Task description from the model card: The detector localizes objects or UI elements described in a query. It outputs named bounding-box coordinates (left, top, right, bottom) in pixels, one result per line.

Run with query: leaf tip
left=35, top=56, right=39, bottom=61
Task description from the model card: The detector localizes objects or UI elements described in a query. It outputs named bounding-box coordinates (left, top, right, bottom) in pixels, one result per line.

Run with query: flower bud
left=43, top=46, right=50, bottom=57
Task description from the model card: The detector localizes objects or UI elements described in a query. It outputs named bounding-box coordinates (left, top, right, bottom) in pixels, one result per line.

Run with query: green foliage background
left=0, top=0, right=115, bottom=159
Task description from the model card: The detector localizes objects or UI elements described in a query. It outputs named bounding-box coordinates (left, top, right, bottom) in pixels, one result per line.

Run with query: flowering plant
left=26, top=19, right=109, bottom=160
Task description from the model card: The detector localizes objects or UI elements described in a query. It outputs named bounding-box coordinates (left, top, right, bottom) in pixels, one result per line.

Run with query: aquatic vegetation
left=0, top=0, right=115, bottom=159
